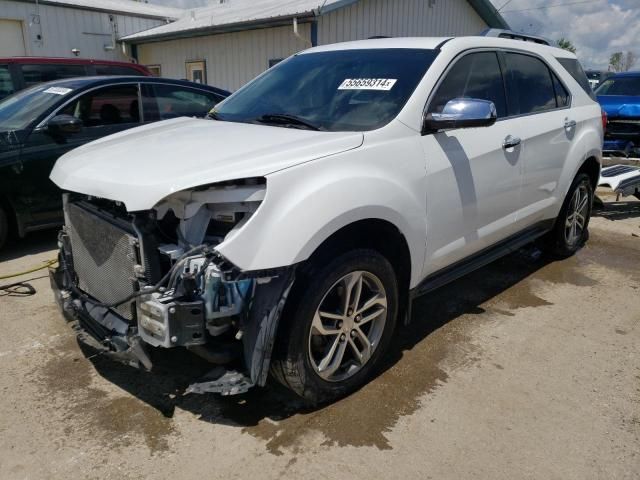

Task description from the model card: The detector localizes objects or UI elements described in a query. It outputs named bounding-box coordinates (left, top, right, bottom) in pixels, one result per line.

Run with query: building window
left=146, top=65, right=162, bottom=77
left=269, top=58, right=284, bottom=68
left=186, top=60, right=206, bottom=84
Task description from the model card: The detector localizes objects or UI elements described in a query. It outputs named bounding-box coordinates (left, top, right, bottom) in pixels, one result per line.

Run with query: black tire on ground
left=543, top=173, right=594, bottom=257
left=271, top=248, right=398, bottom=405
left=0, top=204, right=9, bottom=251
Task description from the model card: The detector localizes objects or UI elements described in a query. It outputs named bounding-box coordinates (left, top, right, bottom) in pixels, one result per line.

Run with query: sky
left=147, top=0, right=639, bottom=70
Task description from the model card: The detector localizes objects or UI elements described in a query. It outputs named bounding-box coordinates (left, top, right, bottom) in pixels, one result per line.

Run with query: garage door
left=0, top=19, right=26, bottom=56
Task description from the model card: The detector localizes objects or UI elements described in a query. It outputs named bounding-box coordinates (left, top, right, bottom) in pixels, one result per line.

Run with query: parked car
left=595, top=71, right=640, bottom=156
left=0, top=76, right=229, bottom=249
left=0, top=57, right=152, bottom=101
left=50, top=34, right=602, bottom=405
left=585, top=69, right=613, bottom=90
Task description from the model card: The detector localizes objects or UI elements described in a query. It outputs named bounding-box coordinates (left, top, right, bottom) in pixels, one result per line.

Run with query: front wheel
left=271, top=249, right=398, bottom=405
left=544, top=173, right=593, bottom=257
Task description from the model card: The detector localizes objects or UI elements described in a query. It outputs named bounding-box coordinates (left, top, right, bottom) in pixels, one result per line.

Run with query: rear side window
left=556, top=57, right=596, bottom=100
left=21, top=64, right=87, bottom=87
left=428, top=51, right=507, bottom=118
left=0, top=65, right=14, bottom=99
left=95, top=65, right=145, bottom=76
left=60, top=84, right=140, bottom=127
left=143, top=84, right=224, bottom=121
left=505, top=53, right=557, bottom=115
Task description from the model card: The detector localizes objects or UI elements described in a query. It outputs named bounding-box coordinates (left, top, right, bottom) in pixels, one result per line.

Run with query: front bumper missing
left=50, top=247, right=295, bottom=396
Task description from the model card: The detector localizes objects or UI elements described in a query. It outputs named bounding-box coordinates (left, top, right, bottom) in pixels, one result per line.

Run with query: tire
left=271, top=248, right=398, bottom=405
left=0, top=204, right=8, bottom=251
left=544, top=173, right=593, bottom=257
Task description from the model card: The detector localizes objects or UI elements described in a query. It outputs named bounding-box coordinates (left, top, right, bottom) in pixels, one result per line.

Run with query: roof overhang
left=467, top=0, right=509, bottom=29
left=123, top=0, right=508, bottom=45
left=9, top=0, right=181, bottom=20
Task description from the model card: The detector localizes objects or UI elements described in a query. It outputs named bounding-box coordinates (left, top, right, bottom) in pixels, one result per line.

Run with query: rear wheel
left=544, top=173, right=593, bottom=257
left=271, top=249, right=398, bottom=404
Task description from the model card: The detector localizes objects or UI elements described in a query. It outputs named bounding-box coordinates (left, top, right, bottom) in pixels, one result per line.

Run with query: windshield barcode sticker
left=43, top=87, right=72, bottom=95
left=338, top=78, right=397, bottom=91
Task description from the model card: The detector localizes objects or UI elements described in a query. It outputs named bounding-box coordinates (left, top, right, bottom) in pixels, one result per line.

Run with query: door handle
left=564, top=119, right=577, bottom=129
left=502, top=135, right=521, bottom=149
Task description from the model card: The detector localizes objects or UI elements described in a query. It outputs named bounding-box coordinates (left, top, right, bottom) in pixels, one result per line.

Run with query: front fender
left=216, top=130, right=427, bottom=288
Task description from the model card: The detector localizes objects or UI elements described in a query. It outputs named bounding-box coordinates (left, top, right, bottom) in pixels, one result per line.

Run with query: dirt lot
left=0, top=193, right=638, bottom=480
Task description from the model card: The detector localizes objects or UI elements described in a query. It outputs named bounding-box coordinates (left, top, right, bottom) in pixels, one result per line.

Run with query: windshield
left=595, top=76, right=640, bottom=96
left=0, top=83, right=74, bottom=131
left=213, top=49, right=438, bottom=132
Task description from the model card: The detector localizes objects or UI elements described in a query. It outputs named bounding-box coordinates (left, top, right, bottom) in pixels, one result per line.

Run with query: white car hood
left=51, top=117, right=364, bottom=211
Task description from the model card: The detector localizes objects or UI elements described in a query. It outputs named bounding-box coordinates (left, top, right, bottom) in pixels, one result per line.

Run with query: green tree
left=609, top=51, right=636, bottom=72
left=557, top=38, right=576, bottom=53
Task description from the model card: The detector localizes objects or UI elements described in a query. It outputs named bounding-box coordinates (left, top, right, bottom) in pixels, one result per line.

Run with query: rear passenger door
left=501, top=52, right=574, bottom=228
left=421, top=51, right=524, bottom=275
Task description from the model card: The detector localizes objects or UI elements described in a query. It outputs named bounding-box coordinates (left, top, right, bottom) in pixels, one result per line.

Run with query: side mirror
left=47, top=115, right=83, bottom=136
left=423, top=98, right=497, bottom=133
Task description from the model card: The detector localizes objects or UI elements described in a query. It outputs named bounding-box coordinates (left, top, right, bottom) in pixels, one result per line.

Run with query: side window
left=556, top=57, right=596, bottom=99
left=94, top=65, right=146, bottom=76
left=428, top=52, right=507, bottom=118
left=143, top=84, right=223, bottom=121
left=552, top=72, right=570, bottom=107
left=0, top=65, right=14, bottom=99
left=60, top=84, right=140, bottom=127
left=505, top=53, right=557, bottom=115
left=21, top=64, right=87, bottom=87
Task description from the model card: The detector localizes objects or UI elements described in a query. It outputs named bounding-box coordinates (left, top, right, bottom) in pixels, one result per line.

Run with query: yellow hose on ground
left=0, top=259, right=58, bottom=280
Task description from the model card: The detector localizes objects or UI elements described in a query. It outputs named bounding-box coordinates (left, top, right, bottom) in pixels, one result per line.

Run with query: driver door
left=19, top=83, right=141, bottom=225
left=419, top=51, right=524, bottom=275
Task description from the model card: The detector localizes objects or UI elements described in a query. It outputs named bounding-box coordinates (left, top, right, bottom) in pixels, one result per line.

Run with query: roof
left=0, top=57, right=149, bottom=70
left=20, top=0, right=183, bottom=20
left=307, top=36, right=570, bottom=57
left=307, top=37, right=452, bottom=53
left=26, top=75, right=231, bottom=95
left=122, top=0, right=508, bottom=43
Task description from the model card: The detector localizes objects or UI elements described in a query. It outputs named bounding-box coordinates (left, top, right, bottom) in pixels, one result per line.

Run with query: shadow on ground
left=77, top=244, right=560, bottom=452
left=593, top=200, right=640, bottom=221
left=0, top=229, right=58, bottom=263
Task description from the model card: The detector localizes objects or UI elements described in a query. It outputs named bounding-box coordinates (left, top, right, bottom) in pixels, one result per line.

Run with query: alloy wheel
left=564, top=184, right=590, bottom=247
left=308, top=270, right=388, bottom=382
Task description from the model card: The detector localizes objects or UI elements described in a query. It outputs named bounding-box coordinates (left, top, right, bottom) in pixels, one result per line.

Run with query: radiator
left=64, top=201, right=138, bottom=321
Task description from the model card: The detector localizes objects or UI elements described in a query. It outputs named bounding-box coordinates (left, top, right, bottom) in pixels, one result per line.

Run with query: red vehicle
left=0, top=57, right=151, bottom=100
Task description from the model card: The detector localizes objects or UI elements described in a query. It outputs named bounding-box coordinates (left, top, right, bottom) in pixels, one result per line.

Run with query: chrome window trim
left=422, top=47, right=574, bottom=131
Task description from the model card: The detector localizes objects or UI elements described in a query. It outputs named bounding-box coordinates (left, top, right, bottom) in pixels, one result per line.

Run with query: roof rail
left=479, top=28, right=551, bottom=46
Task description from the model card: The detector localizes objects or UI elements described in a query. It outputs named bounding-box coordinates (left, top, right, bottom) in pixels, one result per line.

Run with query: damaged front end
left=50, top=179, right=294, bottom=396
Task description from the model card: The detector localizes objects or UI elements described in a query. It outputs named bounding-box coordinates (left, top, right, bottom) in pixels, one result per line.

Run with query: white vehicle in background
left=50, top=31, right=603, bottom=404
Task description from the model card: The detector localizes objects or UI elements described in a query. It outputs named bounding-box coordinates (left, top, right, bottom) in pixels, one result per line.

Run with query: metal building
left=123, top=0, right=508, bottom=91
left=0, top=0, right=181, bottom=60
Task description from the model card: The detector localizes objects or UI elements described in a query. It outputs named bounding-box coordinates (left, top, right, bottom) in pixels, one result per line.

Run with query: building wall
left=138, top=23, right=311, bottom=91
left=318, top=0, right=487, bottom=44
left=0, top=0, right=166, bottom=60
left=136, top=0, right=489, bottom=91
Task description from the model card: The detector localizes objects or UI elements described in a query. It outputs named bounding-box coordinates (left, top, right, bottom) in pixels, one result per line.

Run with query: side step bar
left=411, top=220, right=553, bottom=299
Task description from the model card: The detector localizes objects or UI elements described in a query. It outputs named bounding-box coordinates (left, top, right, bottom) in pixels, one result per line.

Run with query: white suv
left=50, top=35, right=603, bottom=404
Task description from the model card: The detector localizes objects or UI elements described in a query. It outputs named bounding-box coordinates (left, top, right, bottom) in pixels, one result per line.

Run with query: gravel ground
left=0, top=193, right=638, bottom=480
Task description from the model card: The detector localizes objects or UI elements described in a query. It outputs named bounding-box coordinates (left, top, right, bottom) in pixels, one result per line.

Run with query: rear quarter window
left=556, top=58, right=596, bottom=100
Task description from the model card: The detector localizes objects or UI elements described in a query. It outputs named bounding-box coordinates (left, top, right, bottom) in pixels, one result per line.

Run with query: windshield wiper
left=254, top=113, right=323, bottom=131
